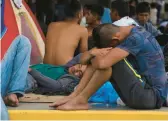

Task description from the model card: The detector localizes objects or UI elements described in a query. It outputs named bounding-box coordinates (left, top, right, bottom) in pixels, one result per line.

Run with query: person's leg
left=50, top=65, right=96, bottom=107
left=1, top=35, right=31, bottom=106
left=1, top=96, right=9, bottom=120
left=56, top=67, right=112, bottom=110
left=111, top=60, right=159, bottom=109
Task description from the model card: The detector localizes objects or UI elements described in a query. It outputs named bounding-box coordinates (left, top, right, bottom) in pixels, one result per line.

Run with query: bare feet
left=56, top=96, right=89, bottom=110
left=49, top=95, right=75, bottom=107
left=4, top=94, right=19, bottom=107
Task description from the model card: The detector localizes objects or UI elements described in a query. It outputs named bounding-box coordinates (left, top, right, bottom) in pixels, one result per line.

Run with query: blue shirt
left=135, top=19, right=162, bottom=37
left=101, top=8, right=112, bottom=24
left=117, top=26, right=167, bottom=100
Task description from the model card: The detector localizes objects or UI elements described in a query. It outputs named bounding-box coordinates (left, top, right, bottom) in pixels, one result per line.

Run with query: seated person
left=80, top=4, right=91, bottom=27
left=85, top=5, right=104, bottom=49
left=110, top=0, right=129, bottom=22
left=135, top=2, right=162, bottom=37
left=129, top=0, right=138, bottom=18
left=1, top=35, right=31, bottom=120
left=85, top=5, right=104, bottom=36
left=80, top=4, right=111, bottom=27
left=44, top=0, right=88, bottom=66
left=50, top=24, right=168, bottom=110
left=110, top=1, right=139, bottom=26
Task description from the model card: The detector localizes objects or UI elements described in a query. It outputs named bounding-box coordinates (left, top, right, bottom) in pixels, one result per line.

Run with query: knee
left=18, top=35, right=32, bottom=51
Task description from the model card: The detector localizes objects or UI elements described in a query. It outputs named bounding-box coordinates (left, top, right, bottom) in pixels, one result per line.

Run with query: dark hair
left=57, top=0, right=70, bottom=4
left=92, top=24, right=120, bottom=48
left=64, top=0, right=82, bottom=18
left=90, top=5, right=104, bottom=20
left=83, top=4, right=92, bottom=10
left=150, top=2, right=157, bottom=9
left=129, top=0, right=139, bottom=6
left=136, top=2, right=150, bottom=14
left=129, top=5, right=136, bottom=17
left=111, top=0, right=129, bottom=18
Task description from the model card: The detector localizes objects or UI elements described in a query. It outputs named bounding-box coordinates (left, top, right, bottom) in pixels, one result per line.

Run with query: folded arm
left=91, top=47, right=129, bottom=69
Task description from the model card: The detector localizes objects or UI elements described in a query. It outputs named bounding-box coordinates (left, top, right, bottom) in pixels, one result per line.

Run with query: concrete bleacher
left=8, top=103, right=168, bottom=120
left=8, top=94, right=168, bottom=120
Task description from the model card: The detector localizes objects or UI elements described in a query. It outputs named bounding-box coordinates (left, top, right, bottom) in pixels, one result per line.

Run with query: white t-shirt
left=113, top=16, right=139, bottom=27
left=80, top=17, right=88, bottom=27
left=150, top=9, right=157, bottom=25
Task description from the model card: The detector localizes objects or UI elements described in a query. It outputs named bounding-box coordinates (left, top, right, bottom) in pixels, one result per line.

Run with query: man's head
left=83, top=4, right=92, bottom=16
left=92, top=23, right=133, bottom=48
left=92, top=24, right=122, bottom=48
left=111, top=0, right=129, bottom=21
left=68, top=64, right=87, bottom=78
left=85, top=4, right=104, bottom=25
left=64, top=0, right=83, bottom=20
left=136, top=2, right=150, bottom=24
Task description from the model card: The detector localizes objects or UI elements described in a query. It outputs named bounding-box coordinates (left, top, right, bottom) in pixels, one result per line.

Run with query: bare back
left=44, top=22, right=88, bottom=65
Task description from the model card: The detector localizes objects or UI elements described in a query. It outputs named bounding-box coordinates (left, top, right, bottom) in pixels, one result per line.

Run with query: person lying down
left=25, top=48, right=120, bottom=104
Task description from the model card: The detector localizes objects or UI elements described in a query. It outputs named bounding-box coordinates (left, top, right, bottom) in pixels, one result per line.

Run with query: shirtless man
left=44, top=0, right=88, bottom=65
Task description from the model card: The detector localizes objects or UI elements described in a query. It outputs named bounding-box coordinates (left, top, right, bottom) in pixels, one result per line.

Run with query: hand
left=28, top=68, right=32, bottom=72
left=90, top=47, right=112, bottom=57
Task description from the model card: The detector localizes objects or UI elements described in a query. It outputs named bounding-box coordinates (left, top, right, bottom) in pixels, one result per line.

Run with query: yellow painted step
left=9, top=110, right=168, bottom=120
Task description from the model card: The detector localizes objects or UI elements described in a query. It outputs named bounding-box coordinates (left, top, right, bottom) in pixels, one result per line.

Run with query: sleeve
left=116, top=33, right=144, bottom=56
left=149, top=23, right=162, bottom=37
left=65, top=54, right=82, bottom=67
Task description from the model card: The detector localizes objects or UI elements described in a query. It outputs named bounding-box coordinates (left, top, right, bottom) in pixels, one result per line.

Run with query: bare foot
left=49, top=95, right=75, bottom=107
left=56, top=96, right=89, bottom=110
left=4, top=94, right=19, bottom=107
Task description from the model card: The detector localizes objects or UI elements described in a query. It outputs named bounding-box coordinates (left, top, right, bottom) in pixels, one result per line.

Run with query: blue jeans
left=1, top=35, right=31, bottom=120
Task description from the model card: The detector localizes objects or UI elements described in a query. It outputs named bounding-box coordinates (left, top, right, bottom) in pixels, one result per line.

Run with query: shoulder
left=126, top=29, right=144, bottom=46
left=78, top=26, right=88, bottom=35
left=146, top=22, right=156, bottom=29
left=129, top=27, right=144, bottom=41
left=48, top=22, right=57, bottom=27
left=47, top=22, right=58, bottom=30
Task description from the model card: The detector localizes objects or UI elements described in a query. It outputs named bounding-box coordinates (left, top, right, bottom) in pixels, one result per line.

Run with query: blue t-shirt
left=135, top=18, right=162, bottom=37
left=101, top=8, right=112, bottom=24
left=117, top=26, right=167, bottom=100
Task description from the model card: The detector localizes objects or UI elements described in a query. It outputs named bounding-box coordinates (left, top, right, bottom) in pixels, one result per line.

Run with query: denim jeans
left=1, top=35, right=31, bottom=120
